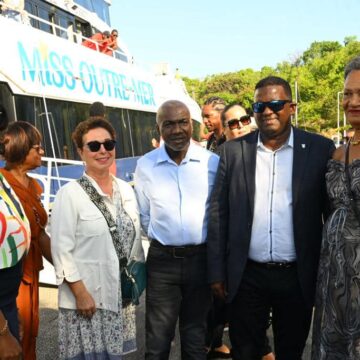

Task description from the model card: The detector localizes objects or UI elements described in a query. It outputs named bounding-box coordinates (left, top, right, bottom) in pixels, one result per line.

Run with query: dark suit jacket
left=207, top=127, right=335, bottom=307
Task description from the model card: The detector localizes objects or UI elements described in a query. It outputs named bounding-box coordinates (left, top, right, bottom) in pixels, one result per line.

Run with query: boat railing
left=28, top=156, right=84, bottom=215
left=0, top=1, right=128, bottom=62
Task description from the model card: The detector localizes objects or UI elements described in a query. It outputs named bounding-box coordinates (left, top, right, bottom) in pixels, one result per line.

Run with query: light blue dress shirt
left=134, top=141, right=219, bottom=246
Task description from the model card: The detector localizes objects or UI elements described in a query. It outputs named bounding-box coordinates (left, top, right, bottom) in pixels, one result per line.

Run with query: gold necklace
left=350, top=137, right=360, bottom=146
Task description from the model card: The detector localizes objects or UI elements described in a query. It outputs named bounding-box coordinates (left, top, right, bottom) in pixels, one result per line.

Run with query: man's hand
left=211, top=281, right=227, bottom=301
left=0, top=331, right=22, bottom=360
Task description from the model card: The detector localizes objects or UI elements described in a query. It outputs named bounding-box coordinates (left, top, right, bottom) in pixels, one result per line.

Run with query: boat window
left=107, top=108, right=133, bottom=158
left=75, top=0, right=110, bottom=25
left=126, top=110, right=157, bottom=156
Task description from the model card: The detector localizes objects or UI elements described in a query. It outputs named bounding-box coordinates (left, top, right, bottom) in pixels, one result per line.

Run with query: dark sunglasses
left=112, top=34, right=118, bottom=37
left=252, top=100, right=291, bottom=113
left=226, top=115, right=251, bottom=130
left=85, top=140, right=116, bottom=152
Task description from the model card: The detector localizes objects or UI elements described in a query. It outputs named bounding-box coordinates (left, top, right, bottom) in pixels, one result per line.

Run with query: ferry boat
left=0, top=0, right=202, bottom=283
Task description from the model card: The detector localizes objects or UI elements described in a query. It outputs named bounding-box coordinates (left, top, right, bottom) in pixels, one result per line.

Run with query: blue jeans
left=145, top=243, right=211, bottom=360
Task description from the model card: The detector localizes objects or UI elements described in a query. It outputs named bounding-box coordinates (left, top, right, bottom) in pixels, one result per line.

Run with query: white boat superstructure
left=0, top=0, right=201, bottom=284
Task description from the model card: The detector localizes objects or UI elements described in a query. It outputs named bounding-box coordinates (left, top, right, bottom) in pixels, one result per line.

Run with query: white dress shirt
left=249, top=129, right=296, bottom=263
left=135, top=141, right=219, bottom=246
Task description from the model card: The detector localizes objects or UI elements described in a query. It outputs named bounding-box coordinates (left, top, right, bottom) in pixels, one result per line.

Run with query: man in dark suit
left=207, top=76, right=335, bottom=360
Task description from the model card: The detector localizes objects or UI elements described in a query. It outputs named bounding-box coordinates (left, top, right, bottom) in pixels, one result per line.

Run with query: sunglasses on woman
left=225, top=115, right=251, bottom=130
left=85, top=140, right=116, bottom=152
left=252, top=100, right=291, bottom=113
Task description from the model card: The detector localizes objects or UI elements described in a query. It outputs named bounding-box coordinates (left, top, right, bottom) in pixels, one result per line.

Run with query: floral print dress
left=58, top=182, right=137, bottom=360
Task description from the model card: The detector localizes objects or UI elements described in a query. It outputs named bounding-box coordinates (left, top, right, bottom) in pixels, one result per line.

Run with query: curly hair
left=72, top=118, right=116, bottom=149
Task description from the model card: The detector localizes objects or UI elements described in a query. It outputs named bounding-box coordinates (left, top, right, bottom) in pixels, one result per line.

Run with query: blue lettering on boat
left=17, top=41, right=156, bottom=106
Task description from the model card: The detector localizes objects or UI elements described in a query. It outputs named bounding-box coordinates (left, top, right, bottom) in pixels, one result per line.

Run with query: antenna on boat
left=36, top=73, right=61, bottom=190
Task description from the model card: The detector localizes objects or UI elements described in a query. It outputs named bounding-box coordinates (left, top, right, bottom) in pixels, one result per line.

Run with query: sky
left=110, top=0, right=359, bottom=79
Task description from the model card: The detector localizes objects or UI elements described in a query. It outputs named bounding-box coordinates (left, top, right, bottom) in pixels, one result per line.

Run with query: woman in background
left=312, top=56, right=360, bottom=358
left=51, top=118, right=143, bottom=359
left=0, top=121, right=51, bottom=360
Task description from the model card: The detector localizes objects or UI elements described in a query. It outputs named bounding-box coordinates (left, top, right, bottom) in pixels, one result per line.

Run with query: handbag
left=77, top=176, right=146, bottom=306
left=121, top=259, right=146, bottom=305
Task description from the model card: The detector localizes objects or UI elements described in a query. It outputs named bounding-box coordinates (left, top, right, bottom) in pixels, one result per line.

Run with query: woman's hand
left=0, top=330, right=22, bottom=360
left=67, top=280, right=96, bottom=319
left=75, top=289, right=96, bottom=319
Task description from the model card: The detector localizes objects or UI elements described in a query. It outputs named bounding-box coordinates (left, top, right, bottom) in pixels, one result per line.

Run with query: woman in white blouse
left=51, top=118, right=144, bottom=360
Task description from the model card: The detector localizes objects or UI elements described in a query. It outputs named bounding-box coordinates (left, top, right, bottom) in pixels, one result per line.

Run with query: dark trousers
left=0, top=301, right=19, bottom=341
left=229, top=261, right=313, bottom=360
left=206, top=296, right=227, bottom=349
left=145, top=243, right=211, bottom=360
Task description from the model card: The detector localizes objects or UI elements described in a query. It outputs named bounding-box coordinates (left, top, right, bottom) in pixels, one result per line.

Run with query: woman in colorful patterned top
left=0, top=171, right=31, bottom=359
left=0, top=121, right=51, bottom=360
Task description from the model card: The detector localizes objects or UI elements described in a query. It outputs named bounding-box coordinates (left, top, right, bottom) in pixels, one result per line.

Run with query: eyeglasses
left=32, top=144, right=44, bottom=153
left=85, top=140, right=116, bottom=152
left=252, top=100, right=291, bottom=113
left=225, top=115, right=251, bottom=130
left=112, top=34, right=118, bottom=37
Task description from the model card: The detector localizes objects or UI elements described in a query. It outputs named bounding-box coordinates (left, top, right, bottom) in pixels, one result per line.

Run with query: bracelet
left=0, top=320, right=8, bottom=336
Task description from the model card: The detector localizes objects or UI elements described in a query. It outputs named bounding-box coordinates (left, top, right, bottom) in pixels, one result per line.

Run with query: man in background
left=82, top=30, right=110, bottom=52
left=103, top=29, right=119, bottom=56
left=202, top=97, right=226, bottom=152
left=89, top=101, right=106, bottom=119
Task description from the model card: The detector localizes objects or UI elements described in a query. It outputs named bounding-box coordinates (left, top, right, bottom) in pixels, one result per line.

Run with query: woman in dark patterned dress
left=312, top=56, right=360, bottom=359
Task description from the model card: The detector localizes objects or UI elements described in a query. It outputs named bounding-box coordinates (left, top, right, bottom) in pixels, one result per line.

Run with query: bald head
left=156, top=100, right=192, bottom=155
left=156, top=100, right=190, bottom=125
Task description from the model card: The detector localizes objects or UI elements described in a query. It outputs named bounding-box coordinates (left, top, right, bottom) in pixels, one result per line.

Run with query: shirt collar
left=257, top=127, right=294, bottom=151
left=156, top=140, right=202, bottom=165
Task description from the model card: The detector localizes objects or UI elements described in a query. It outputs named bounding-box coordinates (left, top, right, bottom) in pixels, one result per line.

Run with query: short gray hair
left=344, top=56, right=360, bottom=79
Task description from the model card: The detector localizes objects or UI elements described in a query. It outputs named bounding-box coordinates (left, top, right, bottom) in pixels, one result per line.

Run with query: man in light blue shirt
left=135, top=100, right=219, bottom=359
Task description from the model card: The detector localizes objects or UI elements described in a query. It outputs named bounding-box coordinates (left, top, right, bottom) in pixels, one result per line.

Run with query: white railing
left=29, top=156, right=83, bottom=214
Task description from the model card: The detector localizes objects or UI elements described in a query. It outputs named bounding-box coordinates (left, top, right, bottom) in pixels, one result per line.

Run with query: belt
left=247, top=259, right=296, bottom=269
left=150, top=239, right=206, bottom=258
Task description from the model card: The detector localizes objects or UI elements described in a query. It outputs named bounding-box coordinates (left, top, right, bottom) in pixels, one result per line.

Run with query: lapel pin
left=301, top=144, right=306, bottom=149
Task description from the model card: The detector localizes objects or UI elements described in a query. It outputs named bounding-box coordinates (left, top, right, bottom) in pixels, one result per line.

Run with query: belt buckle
left=173, top=247, right=186, bottom=259
left=266, top=262, right=277, bottom=269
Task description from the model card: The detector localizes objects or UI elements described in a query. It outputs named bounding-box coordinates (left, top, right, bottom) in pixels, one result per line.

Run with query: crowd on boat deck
left=82, top=29, right=119, bottom=56
left=2, top=56, right=360, bottom=360
left=0, top=2, right=120, bottom=57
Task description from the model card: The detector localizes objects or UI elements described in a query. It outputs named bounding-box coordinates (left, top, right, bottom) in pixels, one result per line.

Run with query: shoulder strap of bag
left=77, top=176, right=127, bottom=263
left=345, top=143, right=360, bottom=225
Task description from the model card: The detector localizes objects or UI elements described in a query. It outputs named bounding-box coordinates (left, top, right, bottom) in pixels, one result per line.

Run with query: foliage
left=182, top=37, right=360, bottom=135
